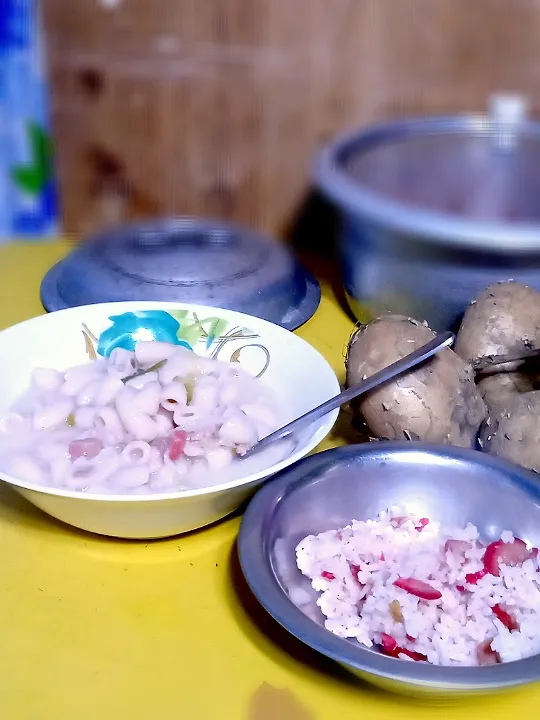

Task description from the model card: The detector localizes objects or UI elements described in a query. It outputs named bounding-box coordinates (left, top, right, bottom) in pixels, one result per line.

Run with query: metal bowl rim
left=314, top=114, right=540, bottom=253
left=40, top=259, right=322, bottom=331
left=39, top=216, right=322, bottom=330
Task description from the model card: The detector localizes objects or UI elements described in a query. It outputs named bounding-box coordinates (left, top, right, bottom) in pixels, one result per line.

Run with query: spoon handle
left=242, top=331, right=455, bottom=459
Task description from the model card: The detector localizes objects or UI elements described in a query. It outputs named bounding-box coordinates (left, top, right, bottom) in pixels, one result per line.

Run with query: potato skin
left=346, top=315, right=486, bottom=447
left=479, top=392, right=540, bottom=472
left=455, top=282, right=540, bottom=365
left=477, top=371, right=540, bottom=416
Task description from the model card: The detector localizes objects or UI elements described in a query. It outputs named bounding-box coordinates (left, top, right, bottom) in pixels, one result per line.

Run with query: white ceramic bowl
left=0, top=302, right=340, bottom=539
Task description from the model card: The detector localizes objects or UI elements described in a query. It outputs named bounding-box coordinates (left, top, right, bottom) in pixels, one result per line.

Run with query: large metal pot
left=315, top=96, right=540, bottom=331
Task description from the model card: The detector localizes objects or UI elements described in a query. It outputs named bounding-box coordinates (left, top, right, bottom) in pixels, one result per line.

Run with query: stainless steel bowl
left=315, top=100, right=540, bottom=331
left=238, top=443, right=540, bottom=697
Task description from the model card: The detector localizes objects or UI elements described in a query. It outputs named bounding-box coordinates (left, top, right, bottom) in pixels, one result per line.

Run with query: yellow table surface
left=0, top=241, right=538, bottom=719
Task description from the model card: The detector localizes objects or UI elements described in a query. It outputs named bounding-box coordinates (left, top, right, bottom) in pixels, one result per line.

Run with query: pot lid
left=40, top=217, right=321, bottom=330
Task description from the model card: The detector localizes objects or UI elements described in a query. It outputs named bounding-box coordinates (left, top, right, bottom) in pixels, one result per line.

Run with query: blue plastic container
left=0, top=0, right=58, bottom=239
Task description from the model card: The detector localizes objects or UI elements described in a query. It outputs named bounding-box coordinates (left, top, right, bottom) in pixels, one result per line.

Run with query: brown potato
left=477, top=371, right=540, bottom=416
left=455, top=282, right=540, bottom=365
left=346, top=315, right=486, bottom=447
left=478, top=391, right=540, bottom=472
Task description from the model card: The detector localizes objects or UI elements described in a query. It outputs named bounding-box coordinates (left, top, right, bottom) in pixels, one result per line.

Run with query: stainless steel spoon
left=241, top=331, right=455, bottom=459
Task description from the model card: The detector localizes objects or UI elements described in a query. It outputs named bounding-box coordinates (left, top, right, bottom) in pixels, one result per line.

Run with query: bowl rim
left=238, top=442, right=540, bottom=690
left=0, top=300, right=340, bottom=502
left=314, top=113, right=540, bottom=253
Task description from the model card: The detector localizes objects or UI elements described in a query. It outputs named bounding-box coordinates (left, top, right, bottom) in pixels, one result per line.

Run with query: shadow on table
left=226, top=538, right=381, bottom=698
left=327, top=405, right=374, bottom=447
left=0, top=481, right=240, bottom=564
left=284, top=191, right=355, bottom=324
left=0, top=482, right=73, bottom=538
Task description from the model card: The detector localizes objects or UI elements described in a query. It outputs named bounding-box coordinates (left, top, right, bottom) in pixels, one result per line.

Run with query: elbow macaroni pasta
left=0, top=341, right=281, bottom=495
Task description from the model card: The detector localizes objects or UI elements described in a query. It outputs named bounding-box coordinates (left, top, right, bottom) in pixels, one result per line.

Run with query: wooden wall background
left=42, top=0, right=540, bottom=239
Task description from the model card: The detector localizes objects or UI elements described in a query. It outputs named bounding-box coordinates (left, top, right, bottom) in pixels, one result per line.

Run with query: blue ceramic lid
left=40, top=217, right=321, bottom=330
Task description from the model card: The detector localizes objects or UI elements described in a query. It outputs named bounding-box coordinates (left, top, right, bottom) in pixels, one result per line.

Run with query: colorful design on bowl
left=96, top=311, right=191, bottom=357
left=82, top=309, right=271, bottom=377
left=169, top=310, right=230, bottom=351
